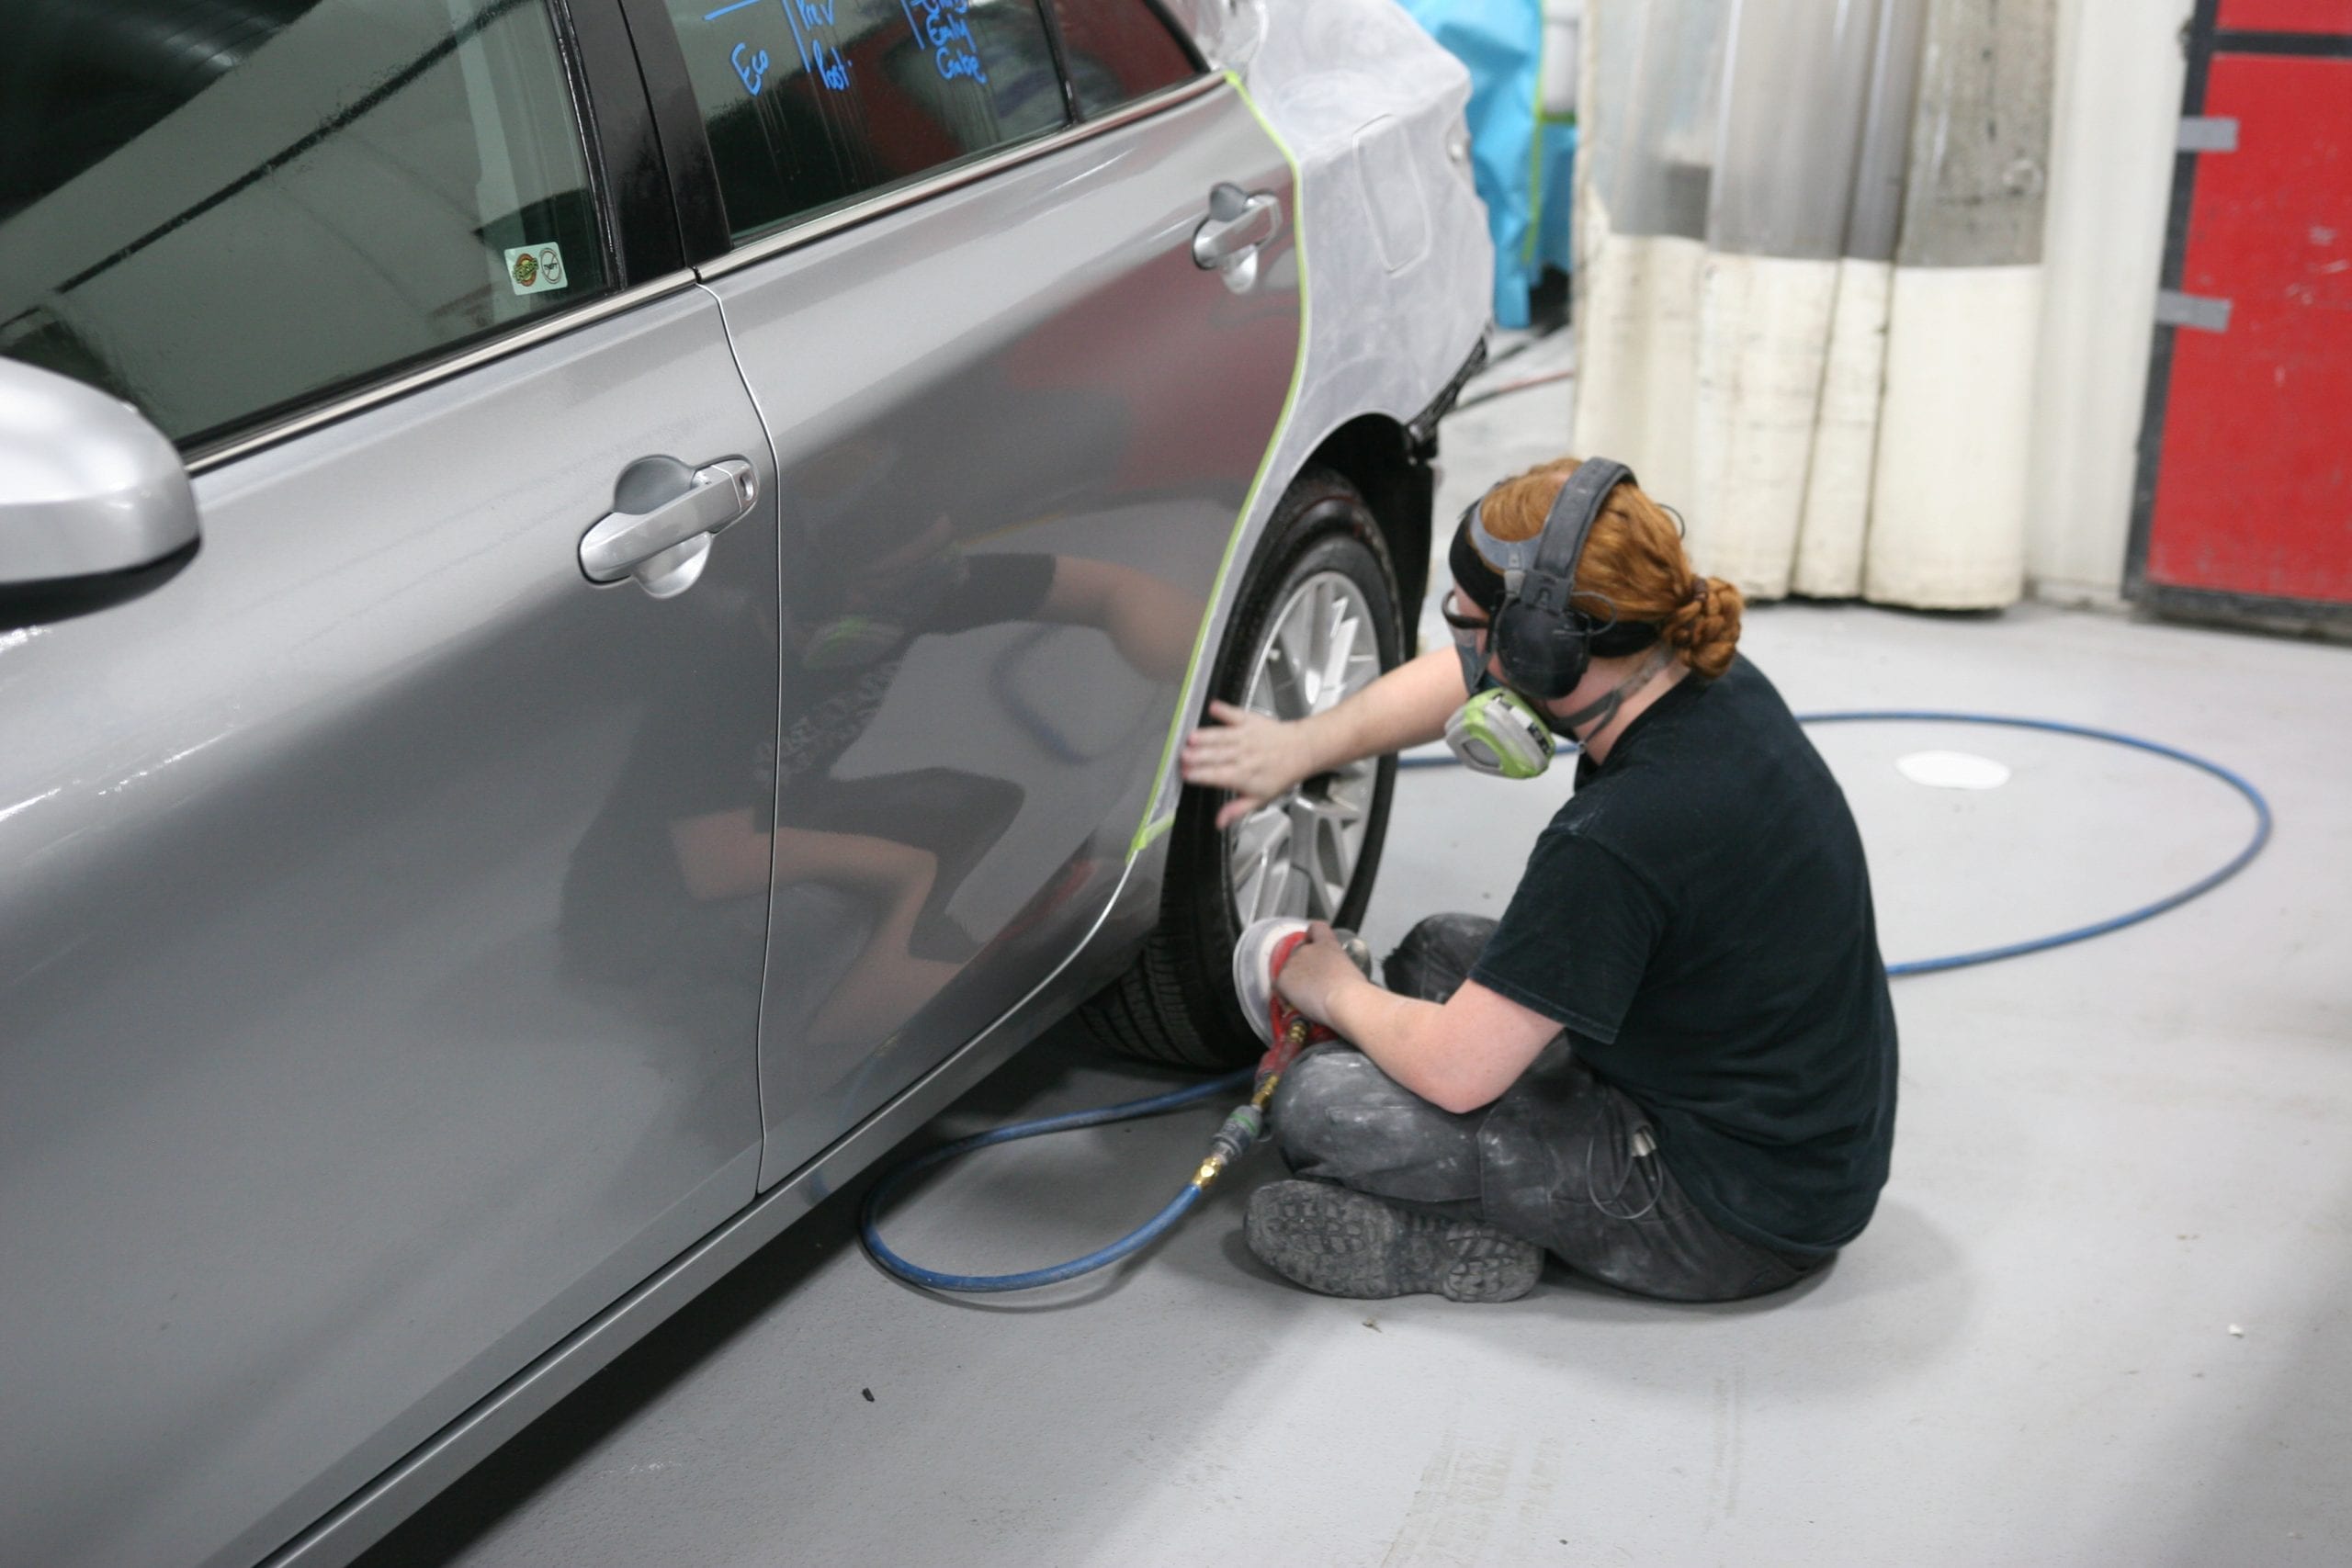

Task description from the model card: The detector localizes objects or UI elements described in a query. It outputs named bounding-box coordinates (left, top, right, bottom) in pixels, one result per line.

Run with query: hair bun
left=1663, top=576, right=1743, bottom=679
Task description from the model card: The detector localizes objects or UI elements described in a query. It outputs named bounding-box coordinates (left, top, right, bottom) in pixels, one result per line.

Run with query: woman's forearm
left=1316, top=969, right=1561, bottom=1117
left=1295, top=645, right=1464, bottom=772
left=1323, top=982, right=1454, bottom=1101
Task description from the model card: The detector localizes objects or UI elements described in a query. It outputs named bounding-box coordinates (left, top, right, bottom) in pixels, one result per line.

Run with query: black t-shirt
left=1470, top=655, right=1897, bottom=1255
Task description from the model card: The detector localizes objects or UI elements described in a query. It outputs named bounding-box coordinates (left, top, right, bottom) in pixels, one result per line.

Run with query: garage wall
left=2022, top=0, right=2196, bottom=605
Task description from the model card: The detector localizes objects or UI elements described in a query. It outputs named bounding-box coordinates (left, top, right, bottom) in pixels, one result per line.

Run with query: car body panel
left=1120, top=2, right=1494, bottom=845
left=0, top=4, right=1493, bottom=1565
left=0, top=288, right=775, bottom=1568
left=1159, top=0, right=1270, bottom=73
left=258, top=852, right=1164, bottom=1568
left=1250, top=0, right=1493, bottom=442
left=703, top=83, right=1301, bottom=1185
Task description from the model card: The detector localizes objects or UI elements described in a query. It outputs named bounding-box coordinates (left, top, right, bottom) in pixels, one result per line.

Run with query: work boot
left=1245, top=1179, right=1542, bottom=1303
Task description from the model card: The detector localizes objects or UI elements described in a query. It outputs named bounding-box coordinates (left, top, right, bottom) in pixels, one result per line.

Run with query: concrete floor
left=362, top=340, right=2352, bottom=1567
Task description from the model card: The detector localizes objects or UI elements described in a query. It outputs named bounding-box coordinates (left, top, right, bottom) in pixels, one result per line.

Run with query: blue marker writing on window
left=904, top=0, right=986, bottom=85
left=815, top=40, right=850, bottom=89
left=782, top=0, right=853, bottom=92
left=731, top=41, right=770, bottom=95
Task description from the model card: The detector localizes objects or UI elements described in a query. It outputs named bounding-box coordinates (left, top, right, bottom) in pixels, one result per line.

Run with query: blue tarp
left=1396, top=0, right=1567, bottom=328
left=1534, top=119, right=1576, bottom=281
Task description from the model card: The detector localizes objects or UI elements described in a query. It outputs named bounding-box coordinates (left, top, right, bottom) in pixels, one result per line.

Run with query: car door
left=0, top=5, right=774, bottom=1565
left=621, top=0, right=1304, bottom=1182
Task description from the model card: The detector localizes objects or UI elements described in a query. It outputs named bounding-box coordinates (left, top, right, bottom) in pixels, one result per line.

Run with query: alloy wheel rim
left=1227, top=569, right=1384, bottom=926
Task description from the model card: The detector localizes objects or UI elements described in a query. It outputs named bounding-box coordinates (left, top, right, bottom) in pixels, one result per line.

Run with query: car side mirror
left=1, top=358, right=200, bottom=631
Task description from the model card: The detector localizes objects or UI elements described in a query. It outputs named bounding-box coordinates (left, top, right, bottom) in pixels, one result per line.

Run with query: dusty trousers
left=1268, top=914, right=1828, bottom=1303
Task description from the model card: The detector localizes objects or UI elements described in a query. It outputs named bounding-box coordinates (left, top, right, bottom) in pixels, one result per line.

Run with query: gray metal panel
left=704, top=85, right=1299, bottom=1185
left=0, top=289, right=772, bottom=1568
left=1893, top=0, right=2056, bottom=268
left=1707, top=0, right=1886, bottom=259
left=2155, top=288, right=2233, bottom=333
left=1846, top=0, right=1928, bottom=262
left=2177, top=114, right=2239, bottom=152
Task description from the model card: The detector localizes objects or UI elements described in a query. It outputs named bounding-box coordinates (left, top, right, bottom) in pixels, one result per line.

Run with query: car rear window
left=667, top=0, right=1069, bottom=243
left=0, top=0, right=610, bottom=452
left=1047, top=0, right=1200, bottom=118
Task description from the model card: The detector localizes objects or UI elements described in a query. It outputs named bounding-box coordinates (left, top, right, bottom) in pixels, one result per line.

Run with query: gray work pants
left=1269, top=914, right=1828, bottom=1303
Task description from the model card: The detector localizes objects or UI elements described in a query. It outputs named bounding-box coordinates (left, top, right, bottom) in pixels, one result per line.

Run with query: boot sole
left=1246, top=1180, right=1542, bottom=1303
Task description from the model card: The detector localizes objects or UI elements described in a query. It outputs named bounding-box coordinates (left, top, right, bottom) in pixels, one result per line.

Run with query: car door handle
left=580, top=457, right=756, bottom=599
left=1193, top=185, right=1283, bottom=270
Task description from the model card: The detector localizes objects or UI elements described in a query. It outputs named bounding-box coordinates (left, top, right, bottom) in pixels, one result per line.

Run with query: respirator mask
left=1442, top=602, right=1557, bottom=779
left=1441, top=607, right=1674, bottom=779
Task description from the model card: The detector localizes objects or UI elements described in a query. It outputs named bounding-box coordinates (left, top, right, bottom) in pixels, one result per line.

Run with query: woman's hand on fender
left=1181, top=700, right=1321, bottom=829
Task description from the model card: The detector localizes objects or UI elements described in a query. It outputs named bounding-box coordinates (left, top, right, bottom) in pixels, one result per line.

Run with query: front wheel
left=1080, top=467, right=1404, bottom=1069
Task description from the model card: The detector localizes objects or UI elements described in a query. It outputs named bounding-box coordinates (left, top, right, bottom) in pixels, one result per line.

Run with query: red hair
left=1477, top=457, right=1742, bottom=679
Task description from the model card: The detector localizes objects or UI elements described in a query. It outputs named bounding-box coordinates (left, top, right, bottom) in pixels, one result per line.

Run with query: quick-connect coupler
left=1190, top=1101, right=1266, bottom=1190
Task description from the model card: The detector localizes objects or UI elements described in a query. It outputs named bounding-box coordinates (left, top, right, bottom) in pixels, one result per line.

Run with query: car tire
left=1080, top=466, right=1406, bottom=1069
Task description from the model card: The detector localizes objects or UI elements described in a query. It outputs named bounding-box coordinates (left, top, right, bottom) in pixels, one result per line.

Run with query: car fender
left=1116, top=0, right=1491, bottom=879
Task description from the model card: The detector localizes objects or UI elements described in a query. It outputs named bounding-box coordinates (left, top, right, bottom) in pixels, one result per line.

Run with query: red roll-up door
left=2216, top=0, right=2352, bottom=34
left=2132, top=12, right=2352, bottom=627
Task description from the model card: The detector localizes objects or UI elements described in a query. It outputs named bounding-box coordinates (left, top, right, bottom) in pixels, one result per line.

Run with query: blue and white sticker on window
left=504, top=243, right=569, bottom=295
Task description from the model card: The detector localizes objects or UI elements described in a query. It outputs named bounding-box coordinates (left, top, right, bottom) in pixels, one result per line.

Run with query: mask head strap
left=1488, top=457, right=1632, bottom=616
left=1454, top=458, right=1644, bottom=700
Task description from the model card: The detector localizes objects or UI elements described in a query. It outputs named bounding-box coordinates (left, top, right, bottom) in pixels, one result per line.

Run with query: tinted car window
left=1049, top=0, right=1198, bottom=118
left=0, top=0, right=608, bottom=452
left=665, top=0, right=1067, bottom=242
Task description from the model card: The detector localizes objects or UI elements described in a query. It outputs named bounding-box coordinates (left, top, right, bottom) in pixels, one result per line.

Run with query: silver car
left=0, top=1, right=1489, bottom=1562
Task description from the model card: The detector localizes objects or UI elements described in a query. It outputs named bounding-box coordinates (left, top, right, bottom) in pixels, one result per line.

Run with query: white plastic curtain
left=1572, top=0, right=2054, bottom=607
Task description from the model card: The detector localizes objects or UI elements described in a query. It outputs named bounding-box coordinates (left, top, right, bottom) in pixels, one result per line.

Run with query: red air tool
left=1232, top=917, right=1374, bottom=1087
left=1179, top=918, right=1374, bottom=1196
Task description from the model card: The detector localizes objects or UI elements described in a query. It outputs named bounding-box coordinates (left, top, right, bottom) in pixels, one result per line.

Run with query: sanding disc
left=1231, top=917, right=1311, bottom=1047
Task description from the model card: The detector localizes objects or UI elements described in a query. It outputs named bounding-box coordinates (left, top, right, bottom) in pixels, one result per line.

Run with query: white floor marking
left=1895, top=750, right=2013, bottom=790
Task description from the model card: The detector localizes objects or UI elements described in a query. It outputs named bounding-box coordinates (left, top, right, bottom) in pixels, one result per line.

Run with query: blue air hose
left=1401, top=708, right=2275, bottom=976
left=861, top=710, right=2270, bottom=1293
left=859, top=1070, right=1253, bottom=1292
left=1790, top=712, right=2271, bottom=975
